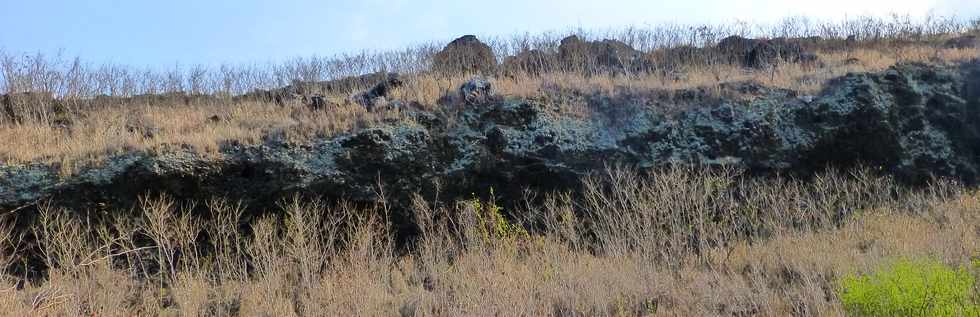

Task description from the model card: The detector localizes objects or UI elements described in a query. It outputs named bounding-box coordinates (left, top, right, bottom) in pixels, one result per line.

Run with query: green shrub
left=838, top=259, right=979, bottom=317
left=466, top=189, right=528, bottom=244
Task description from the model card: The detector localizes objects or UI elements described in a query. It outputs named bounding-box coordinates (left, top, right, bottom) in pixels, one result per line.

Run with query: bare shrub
left=1, top=166, right=975, bottom=315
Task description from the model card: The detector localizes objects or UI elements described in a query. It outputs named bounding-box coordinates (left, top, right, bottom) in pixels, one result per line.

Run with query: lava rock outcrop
left=2, top=61, right=979, bottom=216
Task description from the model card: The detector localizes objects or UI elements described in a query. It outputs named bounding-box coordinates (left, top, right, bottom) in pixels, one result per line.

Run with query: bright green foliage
left=468, top=189, right=528, bottom=244
left=838, top=259, right=979, bottom=317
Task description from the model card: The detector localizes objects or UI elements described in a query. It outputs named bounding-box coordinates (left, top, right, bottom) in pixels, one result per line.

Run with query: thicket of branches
left=1, top=14, right=974, bottom=99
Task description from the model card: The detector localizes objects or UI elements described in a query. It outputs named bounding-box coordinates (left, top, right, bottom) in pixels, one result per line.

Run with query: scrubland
left=1, top=15, right=979, bottom=316
left=1, top=167, right=977, bottom=316
left=1, top=15, right=977, bottom=167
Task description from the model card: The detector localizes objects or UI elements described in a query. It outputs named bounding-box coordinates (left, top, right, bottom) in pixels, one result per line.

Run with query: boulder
left=716, top=36, right=818, bottom=69
left=242, top=87, right=301, bottom=106
left=743, top=39, right=783, bottom=69
left=307, top=94, right=328, bottom=111
left=944, top=35, right=978, bottom=49
left=558, top=35, right=591, bottom=68
left=502, top=49, right=552, bottom=76
left=717, top=35, right=758, bottom=65
left=558, top=35, right=648, bottom=75
left=798, top=52, right=822, bottom=69
left=310, top=71, right=402, bottom=95
left=0, top=94, right=14, bottom=123
left=649, top=45, right=704, bottom=73
left=432, top=35, right=497, bottom=75
left=352, top=73, right=403, bottom=111
left=459, top=76, right=495, bottom=105
left=0, top=91, right=60, bottom=123
left=241, top=72, right=404, bottom=108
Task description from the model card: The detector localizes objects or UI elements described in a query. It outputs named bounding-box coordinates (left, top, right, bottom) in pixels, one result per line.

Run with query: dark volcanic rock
left=307, top=94, right=328, bottom=111
left=3, top=61, right=980, bottom=218
left=716, top=36, right=819, bottom=69
left=1, top=92, right=61, bottom=124
left=243, top=72, right=401, bottom=110
left=717, top=35, right=759, bottom=65
left=944, top=35, right=978, bottom=49
left=432, top=35, right=498, bottom=75
left=502, top=49, right=553, bottom=76
left=558, top=35, right=650, bottom=75
left=352, top=73, right=403, bottom=111
left=459, top=76, right=496, bottom=105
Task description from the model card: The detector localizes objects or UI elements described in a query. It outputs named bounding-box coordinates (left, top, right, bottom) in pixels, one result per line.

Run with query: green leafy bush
left=466, top=189, right=528, bottom=244
left=838, top=259, right=979, bottom=317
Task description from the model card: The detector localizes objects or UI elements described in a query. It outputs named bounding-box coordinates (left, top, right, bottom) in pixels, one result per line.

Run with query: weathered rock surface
left=351, top=73, right=403, bottom=110
left=432, top=35, right=498, bottom=75
left=243, top=71, right=401, bottom=110
left=944, top=34, right=979, bottom=49
left=2, top=61, right=979, bottom=219
left=716, top=35, right=820, bottom=69
left=459, top=76, right=496, bottom=105
left=1, top=92, right=62, bottom=124
left=558, top=35, right=650, bottom=75
left=502, top=49, right=552, bottom=76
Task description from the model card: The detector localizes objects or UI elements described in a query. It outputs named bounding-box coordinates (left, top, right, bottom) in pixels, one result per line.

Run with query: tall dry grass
left=0, top=166, right=975, bottom=316
left=2, top=14, right=972, bottom=98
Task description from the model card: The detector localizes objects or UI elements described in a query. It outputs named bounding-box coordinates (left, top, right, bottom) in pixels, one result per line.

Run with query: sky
left=1, top=0, right=977, bottom=67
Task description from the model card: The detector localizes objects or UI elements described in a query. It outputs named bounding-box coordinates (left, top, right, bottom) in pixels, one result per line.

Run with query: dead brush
left=0, top=166, right=975, bottom=315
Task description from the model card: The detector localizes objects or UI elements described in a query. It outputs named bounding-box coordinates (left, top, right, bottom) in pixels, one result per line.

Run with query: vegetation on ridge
left=0, top=14, right=979, bottom=316
left=0, top=15, right=977, bottom=168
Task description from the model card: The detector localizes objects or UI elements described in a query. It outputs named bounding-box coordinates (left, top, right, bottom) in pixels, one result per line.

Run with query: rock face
left=432, top=35, right=498, bottom=75
left=2, top=61, right=979, bottom=221
left=793, top=63, right=980, bottom=181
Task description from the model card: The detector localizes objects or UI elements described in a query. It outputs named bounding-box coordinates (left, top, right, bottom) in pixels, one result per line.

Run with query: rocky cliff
left=2, top=61, right=978, bottom=220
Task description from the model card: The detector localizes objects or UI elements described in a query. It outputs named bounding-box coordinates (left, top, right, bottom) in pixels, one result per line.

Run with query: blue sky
left=1, top=0, right=977, bottom=67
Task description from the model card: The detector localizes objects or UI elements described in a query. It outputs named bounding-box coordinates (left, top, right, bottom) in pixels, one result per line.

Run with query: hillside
left=1, top=18, right=979, bottom=316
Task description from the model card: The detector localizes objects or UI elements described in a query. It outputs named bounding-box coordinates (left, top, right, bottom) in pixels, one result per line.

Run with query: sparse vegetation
left=2, top=13, right=980, bottom=316
left=0, top=167, right=978, bottom=315
left=1, top=14, right=977, bottom=168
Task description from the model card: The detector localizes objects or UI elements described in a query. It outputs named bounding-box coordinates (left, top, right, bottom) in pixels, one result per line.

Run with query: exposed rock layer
left=2, top=62, right=979, bottom=219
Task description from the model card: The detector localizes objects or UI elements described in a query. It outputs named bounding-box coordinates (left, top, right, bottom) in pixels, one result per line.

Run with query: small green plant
left=467, top=188, right=528, bottom=244
left=838, top=258, right=979, bottom=317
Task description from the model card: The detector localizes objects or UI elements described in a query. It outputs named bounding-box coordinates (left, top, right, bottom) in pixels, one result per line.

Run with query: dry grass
left=2, top=15, right=978, bottom=168
left=494, top=45, right=979, bottom=97
left=3, top=15, right=979, bottom=317
left=1, top=44, right=977, bottom=170
left=0, top=167, right=976, bottom=316
left=0, top=100, right=409, bottom=173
